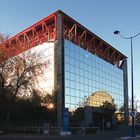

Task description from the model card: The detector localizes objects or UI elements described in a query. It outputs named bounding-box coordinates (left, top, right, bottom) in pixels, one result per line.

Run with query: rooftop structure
left=4, top=10, right=126, bottom=67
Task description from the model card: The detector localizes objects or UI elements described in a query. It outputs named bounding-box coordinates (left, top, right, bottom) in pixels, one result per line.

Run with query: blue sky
left=0, top=0, right=140, bottom=101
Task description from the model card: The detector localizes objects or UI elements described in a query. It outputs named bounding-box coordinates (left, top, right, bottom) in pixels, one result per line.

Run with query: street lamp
left=48, top=103, right=54, bottom=110
left=48, top=103, right=54, bottom=125
left=114, top=30, right=140, bottom=137
left=84, top=95, right=87, bottom=107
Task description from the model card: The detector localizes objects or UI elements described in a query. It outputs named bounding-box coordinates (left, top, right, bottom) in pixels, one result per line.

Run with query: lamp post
left=114, top=30, right=140, bottom=137
left=84, top=95, right=87, bottom=107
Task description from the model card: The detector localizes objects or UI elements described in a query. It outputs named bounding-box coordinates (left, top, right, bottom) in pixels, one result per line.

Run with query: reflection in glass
left=64, top=40, right=124, bottom=112
left=86, top=91, right=114, bottom=107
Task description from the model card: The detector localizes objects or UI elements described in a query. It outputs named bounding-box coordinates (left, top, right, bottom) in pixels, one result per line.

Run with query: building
left=4, top=10, right=128, bottom=128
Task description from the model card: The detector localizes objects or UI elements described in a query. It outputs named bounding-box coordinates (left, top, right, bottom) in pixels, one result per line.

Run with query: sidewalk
left=120, top=135, right=140, bottom=140
left=0, top=129, right=140, bottom=140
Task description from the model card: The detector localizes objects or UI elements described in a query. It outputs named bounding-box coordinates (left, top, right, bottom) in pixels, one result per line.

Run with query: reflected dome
left=87, top=91, right=113, bottom=107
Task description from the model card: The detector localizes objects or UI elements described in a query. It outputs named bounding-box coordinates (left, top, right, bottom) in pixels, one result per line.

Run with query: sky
left=0, top=0, right=140, bottom=101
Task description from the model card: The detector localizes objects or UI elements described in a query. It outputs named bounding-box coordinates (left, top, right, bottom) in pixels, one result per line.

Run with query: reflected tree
left=101, top=101, right=116, bottom=114
left=69, top=107, right=84, bottom=127
left=136, top=112, right=140, bottom=123
left=99, top=101, right=116, bottom=129
left=0, top=33, right=50, bottom=128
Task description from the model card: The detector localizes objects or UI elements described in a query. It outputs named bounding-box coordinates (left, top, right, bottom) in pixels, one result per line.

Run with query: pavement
left=0, top=130, right=140, bottom=140
left=120, top=136, right=140, bottom=140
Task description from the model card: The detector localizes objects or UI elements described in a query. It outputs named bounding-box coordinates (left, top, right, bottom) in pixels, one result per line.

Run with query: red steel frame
left=3, top=10, right=126, bottom=67
left=3, top=11, right=57, bottom=58
left=61, top=11, right=126, bottom=67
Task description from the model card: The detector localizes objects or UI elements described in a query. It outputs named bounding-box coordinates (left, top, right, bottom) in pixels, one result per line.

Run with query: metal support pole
left=113, top=30, right=140, bottom=137
left=131, top=37, right=135, bottom=137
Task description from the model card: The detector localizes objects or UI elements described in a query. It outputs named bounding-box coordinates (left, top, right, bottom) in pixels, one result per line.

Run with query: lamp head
left=114, top=30, right=120, bottom=35
left=48, top=103, right=54, bottom=109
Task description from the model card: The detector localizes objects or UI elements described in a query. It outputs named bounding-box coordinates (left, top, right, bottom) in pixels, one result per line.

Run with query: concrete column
left=54, top=13, right=64, bottom=127
left=120, top=59, right=129, bottom=124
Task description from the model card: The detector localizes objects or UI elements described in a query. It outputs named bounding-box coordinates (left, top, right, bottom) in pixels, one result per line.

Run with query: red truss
left=3, top=12, right=57, bottom=57
left=61, top=11, right=127, bottom=67
left=3, top=10, right=126, bottom=67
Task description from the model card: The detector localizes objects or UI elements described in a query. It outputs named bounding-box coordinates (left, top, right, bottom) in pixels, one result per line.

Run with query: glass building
left=4, top=10, right=128, bottom=128
left=64, top=40, right=124, bottom=111
left=64, top=39, right=127, bottom=127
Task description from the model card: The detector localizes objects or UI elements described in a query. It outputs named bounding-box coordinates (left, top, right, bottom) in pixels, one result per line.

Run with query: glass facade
left=19, top=42, right=55, bottom=97
left=64, top=40, right=124, bottom=111
left=33, top=42, right=55, bottom=96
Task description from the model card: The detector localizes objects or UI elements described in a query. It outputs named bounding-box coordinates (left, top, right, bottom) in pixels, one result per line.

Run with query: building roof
left=3, top=10, right=127, bottom=66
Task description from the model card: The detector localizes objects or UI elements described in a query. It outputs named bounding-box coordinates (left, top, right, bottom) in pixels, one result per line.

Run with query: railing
left=6, top=126, right=100, bottom=135
left=69, top=127, right=100, bottom=135
left=8, top=127, right=43, bottom=135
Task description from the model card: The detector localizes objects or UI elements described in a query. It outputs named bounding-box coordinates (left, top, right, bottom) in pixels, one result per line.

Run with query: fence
left=6, top=126, right=100, bottom=135
left=69, top=127, right=100, bottom=135
left=8, top=127, right=43, bottom=134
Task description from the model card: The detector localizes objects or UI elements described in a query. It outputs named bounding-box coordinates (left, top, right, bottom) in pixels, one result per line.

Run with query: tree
left=101, top=101, right=116, bottom=114
left=0, top=33, right=51, bottom=128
